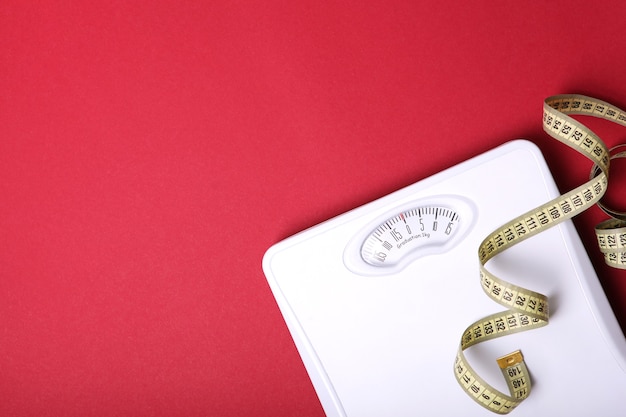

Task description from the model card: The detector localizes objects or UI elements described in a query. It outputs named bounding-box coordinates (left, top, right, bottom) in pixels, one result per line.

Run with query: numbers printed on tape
left=597, top=218, right=626, bottom=268
left=455, top=95, right=626, bottom=414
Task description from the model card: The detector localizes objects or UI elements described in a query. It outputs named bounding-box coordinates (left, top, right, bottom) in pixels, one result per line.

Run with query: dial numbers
left=361, top=206, right=460, bottom=267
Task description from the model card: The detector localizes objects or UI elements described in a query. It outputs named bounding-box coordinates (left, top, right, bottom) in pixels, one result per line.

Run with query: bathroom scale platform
left=262, top=140, right=626, bottom=417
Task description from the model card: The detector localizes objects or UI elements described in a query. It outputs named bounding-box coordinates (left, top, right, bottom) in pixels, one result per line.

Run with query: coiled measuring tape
left=454, top=94, right=626, bottom=414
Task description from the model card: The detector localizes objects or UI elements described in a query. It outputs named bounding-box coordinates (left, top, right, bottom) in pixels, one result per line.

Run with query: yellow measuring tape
left=454, top=94, right=626, bottom=414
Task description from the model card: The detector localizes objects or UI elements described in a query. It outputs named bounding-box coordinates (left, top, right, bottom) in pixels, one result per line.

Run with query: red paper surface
left=1, top=1, right=625, bottom=416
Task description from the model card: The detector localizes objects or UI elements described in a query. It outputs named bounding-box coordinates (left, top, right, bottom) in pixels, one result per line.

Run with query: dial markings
left=361, top=205, right=460, bottom=267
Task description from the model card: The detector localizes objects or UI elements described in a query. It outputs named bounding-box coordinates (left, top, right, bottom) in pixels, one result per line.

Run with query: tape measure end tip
left=496, top=350, right=524, bottom=369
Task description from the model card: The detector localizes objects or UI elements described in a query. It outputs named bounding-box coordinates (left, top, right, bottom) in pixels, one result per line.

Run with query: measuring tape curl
left=454, top=94, right=626, bottom=413
left=592, top=144, right=626, bottom=269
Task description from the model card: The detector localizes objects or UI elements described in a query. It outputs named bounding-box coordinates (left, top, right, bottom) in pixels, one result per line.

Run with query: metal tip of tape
left=496, top=350, right=524, bottom=369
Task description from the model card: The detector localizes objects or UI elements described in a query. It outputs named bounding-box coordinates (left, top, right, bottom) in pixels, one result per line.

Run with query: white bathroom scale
left=262, top=140, right=626, bottom=416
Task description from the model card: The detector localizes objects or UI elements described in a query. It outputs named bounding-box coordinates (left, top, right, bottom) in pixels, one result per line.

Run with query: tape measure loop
left=456, top=94, right=626, bottom=413
left=455, top=348, right=530, bottom=414
left=592, top=145, right=626, bottom=222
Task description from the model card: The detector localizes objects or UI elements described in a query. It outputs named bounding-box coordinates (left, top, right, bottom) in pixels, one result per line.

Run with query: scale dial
left=361, top=206, right=460, bottom=267
left=344, top=195, right=475, bottom=275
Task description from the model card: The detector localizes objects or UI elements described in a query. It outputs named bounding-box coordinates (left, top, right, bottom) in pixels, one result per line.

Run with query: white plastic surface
left=262, top=140, right=626, bottom=417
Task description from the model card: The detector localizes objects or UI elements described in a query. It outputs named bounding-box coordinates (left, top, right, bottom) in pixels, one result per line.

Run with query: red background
left=2, top=1, right=625, bottom=416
